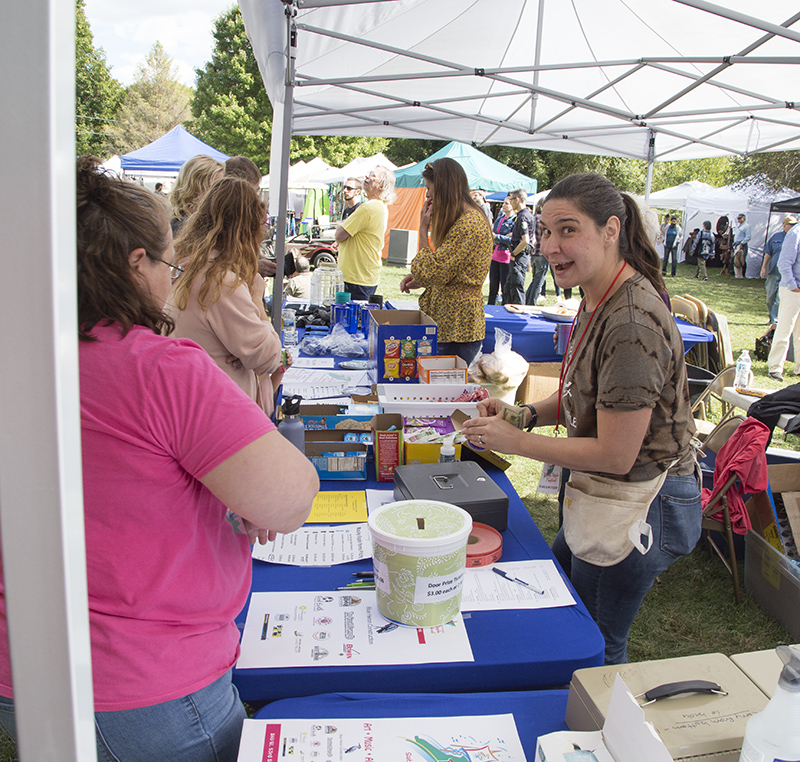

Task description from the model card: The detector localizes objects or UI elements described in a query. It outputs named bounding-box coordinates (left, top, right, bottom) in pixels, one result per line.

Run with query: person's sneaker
left=768, top=371, right=785, bottom=381
left=702, top=277, right=708, bottom=281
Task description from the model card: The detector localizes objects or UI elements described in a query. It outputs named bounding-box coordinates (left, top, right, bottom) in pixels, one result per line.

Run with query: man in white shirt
left=733, top=213, right=752, bottom=279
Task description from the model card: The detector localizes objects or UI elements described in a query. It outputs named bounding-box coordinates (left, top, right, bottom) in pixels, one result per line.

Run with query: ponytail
left=620, top=193, right=665, bottom=294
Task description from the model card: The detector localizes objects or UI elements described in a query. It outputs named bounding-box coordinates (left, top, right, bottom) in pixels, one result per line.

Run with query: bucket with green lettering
left=368, top=499, right=472, bottom=627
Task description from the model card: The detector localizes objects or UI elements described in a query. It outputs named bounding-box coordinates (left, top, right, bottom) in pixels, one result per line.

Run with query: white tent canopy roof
left=310, top=152, right=398, bottom=184
left=240, top=0, right=800, bottom=164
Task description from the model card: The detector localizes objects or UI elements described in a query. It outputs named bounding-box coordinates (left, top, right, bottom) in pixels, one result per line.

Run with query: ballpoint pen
left=492, top=566, right=545, bottom=595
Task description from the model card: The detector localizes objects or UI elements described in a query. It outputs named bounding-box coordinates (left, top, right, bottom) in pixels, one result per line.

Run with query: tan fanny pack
left=563, top=467, right=672, bottom=567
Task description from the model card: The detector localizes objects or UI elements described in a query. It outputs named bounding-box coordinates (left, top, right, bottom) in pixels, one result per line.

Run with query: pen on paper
left=352, top=571, right=375, bottom=578
left=260, top=614, right=270, bottom=640
left=492, top=566, right=545, bottom=595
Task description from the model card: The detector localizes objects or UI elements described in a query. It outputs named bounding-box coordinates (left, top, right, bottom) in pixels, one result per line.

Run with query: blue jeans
left=488, top=259, right=510, bottom=305
left=524, top=255, right=549, bottom=305
left=437, top=340, right=483, bottom=367
left=0, top=670, right=246, bottom=762
left=766, top=271, right=780, bottom=324
left=552, top=474, right=701, bottom=664
left=662, top=245, right=678, bottom=276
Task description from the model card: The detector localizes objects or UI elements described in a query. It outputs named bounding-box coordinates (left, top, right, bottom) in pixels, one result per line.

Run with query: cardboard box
left=537, top=675, right=673, bottom=762
left=305, top=441, right=368, bottom=480
left=404, top=440, right=463, bottom=465
left=304, top=430, right=372, bottom=446
left=745, top=529, right=800, bottom=640
left=299, top=403, right=374, bottom=431
left=368, top=309, right=438, bottom=384
left=515, top=362, right=561, bottom=405
left=372, top=413, right=403, bottom=482
left=418, top=356, right=468, bottom=384
left=565, top=652, right=768, bottom=761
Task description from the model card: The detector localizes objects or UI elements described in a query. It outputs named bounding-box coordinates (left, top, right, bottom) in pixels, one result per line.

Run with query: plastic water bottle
left=310, top=262, right=344, bottom=306
left=281, top=308, right=298, bottom=347
left=735, top=350, right=752, bottom=392
left=739, top=645, right=800, bottom=762
left=277, top=394, right=305, bottom=453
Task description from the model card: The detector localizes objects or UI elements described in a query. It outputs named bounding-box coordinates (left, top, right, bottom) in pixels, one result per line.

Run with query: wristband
left=522, top=404, right=538, bottom=431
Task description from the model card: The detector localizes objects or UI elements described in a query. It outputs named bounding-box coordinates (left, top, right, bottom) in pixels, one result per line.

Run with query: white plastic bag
left=468, top=328, right=529, bottom=403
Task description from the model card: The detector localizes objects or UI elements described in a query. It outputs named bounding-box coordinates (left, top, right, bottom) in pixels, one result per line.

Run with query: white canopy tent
left=238, top=0, right=800, bottom=330
left=310, top=152, right=398, bottom=184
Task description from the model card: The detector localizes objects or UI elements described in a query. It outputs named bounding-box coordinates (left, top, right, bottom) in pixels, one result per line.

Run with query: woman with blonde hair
left=400, top=157, right=493, bottom=365
left=169, top=154, right=224, bottom=235
left=167, top=176, right=284, bottom=415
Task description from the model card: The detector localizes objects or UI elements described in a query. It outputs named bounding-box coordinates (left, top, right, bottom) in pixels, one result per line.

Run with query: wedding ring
left=478, top=434, right=483, bottom=445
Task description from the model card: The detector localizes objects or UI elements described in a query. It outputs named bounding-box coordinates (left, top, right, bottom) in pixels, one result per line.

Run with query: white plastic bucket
left=367, top=499, right=472, bottom=627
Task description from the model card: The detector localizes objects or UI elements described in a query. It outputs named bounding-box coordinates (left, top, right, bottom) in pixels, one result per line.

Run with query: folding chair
left=672, top=295, right=700, bottom=325
left=691, top=365, right=736, bottom=440
left=683, top=294, right=710, bottom=367
left=699, top=415, right=769, bottom=604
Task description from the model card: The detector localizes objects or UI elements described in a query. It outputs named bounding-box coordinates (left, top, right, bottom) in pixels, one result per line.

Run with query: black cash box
left=392, top=461, right=509, bottom=531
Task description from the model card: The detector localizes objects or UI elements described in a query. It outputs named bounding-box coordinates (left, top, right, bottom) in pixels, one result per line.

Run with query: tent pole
left=529, top=0, right=546, bottom=131
left=272, top=2, right=297, bottom=336
left=644, top=130, right=656, bottom=203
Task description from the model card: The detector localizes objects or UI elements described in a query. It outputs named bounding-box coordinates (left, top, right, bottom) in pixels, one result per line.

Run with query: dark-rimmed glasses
left=154, top=257, right=184, bottom=281
left=343, top=185, right=359, bottom=191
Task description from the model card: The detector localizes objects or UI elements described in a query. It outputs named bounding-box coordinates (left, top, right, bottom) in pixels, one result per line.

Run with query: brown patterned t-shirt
left=560, top=272, right=696, bottom=481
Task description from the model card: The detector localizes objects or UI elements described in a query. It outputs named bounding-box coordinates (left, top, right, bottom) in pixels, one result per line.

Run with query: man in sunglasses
left=341, top=177, right=363, bottom=220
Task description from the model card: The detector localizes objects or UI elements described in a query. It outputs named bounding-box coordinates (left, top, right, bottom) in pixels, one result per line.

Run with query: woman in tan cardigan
left=167, top=177, right=284, bottom=415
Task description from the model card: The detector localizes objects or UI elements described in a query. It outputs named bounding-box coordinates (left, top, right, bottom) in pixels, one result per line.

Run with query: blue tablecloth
left=481, top=305, right=714, bottom=361
left=233, top=456, right=605, bottom=703
left=253, top=689, right=570, bottom=759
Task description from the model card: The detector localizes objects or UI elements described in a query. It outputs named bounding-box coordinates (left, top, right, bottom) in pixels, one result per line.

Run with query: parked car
left=263, top=229, right=338, bottom=269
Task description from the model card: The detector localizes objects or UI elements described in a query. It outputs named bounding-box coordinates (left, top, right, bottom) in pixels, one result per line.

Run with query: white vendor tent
left=309, top=152, right=398, bottom=184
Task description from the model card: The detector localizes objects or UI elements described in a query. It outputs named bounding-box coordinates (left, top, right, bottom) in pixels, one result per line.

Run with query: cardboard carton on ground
left=537, top=675, right=673, bottom=762
left=515, top=361, right=561, bottom=405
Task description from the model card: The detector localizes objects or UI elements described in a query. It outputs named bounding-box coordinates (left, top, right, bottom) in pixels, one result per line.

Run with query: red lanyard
left=556, top=262, right=627, bottom=430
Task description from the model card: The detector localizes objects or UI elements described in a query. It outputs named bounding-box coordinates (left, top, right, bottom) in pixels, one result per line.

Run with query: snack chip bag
left=384, top=358, right=400, bottom=378
left=401, top=339, right=416, bottom=359
left=417, top=338, right=433, bottom=356
left=400, top=359, right=416, bottom=378
left=384, top=339, right=401, bottom=358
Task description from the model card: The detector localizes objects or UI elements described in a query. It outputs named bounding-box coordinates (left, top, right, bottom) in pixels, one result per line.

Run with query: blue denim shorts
left=0, top=669, right=246, bottom=762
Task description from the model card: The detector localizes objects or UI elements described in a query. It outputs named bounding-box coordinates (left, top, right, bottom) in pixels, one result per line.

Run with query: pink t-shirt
left=0, top=323, right=273, bottom=710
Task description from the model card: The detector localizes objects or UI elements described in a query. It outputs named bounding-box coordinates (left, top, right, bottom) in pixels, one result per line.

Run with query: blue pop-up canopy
left=393, top=141, right=537, bottom=194
left=120, top=125, right=229, bottom=172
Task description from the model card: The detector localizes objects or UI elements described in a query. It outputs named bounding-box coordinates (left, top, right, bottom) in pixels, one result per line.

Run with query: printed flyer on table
left=237, top=591, right=474, bottom=669
left=237, top=713, right=526, bottom=762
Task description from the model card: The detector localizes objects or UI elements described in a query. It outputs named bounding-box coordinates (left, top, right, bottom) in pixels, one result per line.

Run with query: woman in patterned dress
left=399, top=158, right=493, bottom=365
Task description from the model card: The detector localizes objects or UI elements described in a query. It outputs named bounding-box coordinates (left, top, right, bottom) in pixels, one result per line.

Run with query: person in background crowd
left=733, top=213, right=751, bottom=278
left=334, top=165, right=396, bottom=300
left=683, top=228, right=699, bottom=264
left=717, top=216, right=732, bottom=274
left=167, top=177, right=285, bottom=416
left=488, top=196, right=516, bottom=305
left=503, top=188, right=536, bottom=304
left=691, top=221, right=714, bottom=281
left=462, top=173, right=700, bottom=665
left=154, top=182, right=166, bottom=195
left=0, top=157, right=318, bottom=762
left=761, top=216, right=797, bottom=325
left=224, top=155, right=262, bottom=189
left=767, top=217, right=800, bottom=381
left=471, top=189, right=493, bottom=224
left=169, top=154, right=224, bottom=236
left=661, top=215, right=682, bottom=277
left=285, top=255, right=312, bottom=300
left=400, top=157, right=492, bottom=366
left=524, top=200, right=548, bottom=306
left=341, top=177, right=363, bottom=220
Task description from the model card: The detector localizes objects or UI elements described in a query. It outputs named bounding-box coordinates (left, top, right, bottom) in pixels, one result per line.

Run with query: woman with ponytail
left=463, top=173, right=700, bottom=665
left=0, top=158, right=317, bottom=761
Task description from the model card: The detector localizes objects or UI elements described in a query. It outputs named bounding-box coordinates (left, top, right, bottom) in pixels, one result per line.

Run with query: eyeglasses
left=343, top=185, right=359, bottom=191
left=154, top=257, right=184, bottom=281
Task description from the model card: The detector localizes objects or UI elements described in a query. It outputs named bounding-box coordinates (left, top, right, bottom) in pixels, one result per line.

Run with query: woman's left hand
left=461, top=413, right=520, bottom=454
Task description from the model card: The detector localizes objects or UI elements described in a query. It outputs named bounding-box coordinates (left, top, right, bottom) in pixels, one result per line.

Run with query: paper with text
left=252, top=524, right=371, bottom=566
left=461, top=560, right=576, bottom=611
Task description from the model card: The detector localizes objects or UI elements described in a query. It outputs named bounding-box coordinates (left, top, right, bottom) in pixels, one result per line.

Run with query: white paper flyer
left=237, top=713, right=526, bottom=762
left=237, top=591, right=474, bottom=669
left=252, top=524, right=371, bottom=566
left=461, top=560, right=576, bottom=611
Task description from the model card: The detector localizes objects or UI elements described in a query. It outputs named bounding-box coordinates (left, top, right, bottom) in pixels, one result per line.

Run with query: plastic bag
left=299, top=323, right=368, bottom=357
left=468, top=328, right=529, bottom=403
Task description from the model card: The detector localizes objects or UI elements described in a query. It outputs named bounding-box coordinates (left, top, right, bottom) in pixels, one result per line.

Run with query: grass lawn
left=0, top=260, right=792, bottom=762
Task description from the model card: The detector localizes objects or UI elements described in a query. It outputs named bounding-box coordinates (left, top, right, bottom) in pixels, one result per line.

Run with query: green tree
left=75, top=0, right=123, bottom=156
left=734, top=151, right=800, bottom=191
left=192, top=6, right=387, bottom=170
left=106, top=42, right=193, bottom=154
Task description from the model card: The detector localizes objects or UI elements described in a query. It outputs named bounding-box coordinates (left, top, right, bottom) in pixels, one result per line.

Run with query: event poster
left=237, top=591, right=474, bottom=669
left=237, top=714, right=526, bottom=762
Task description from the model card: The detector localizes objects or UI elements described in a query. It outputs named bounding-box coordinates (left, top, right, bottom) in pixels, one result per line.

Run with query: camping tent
left=119, top=125, right=229, bottom=173
left=394, top=142, right=537, bottom=193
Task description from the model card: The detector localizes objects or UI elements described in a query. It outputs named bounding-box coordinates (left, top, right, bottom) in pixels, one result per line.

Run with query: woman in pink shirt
left=0, top=158, right=318, bottom=762
left=168, top=177, right=285, bottom=416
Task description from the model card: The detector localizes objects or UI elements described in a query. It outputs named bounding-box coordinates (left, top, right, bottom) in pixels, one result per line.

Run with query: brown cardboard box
left=515, top=362, right=560, bottom=405
left=565, top=652, right=768, bottom=761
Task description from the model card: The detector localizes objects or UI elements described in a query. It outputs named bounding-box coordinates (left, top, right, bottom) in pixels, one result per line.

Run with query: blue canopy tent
left=393, top=141, right=537, bottom=194
left=120, top=125, right=229, bottom=173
